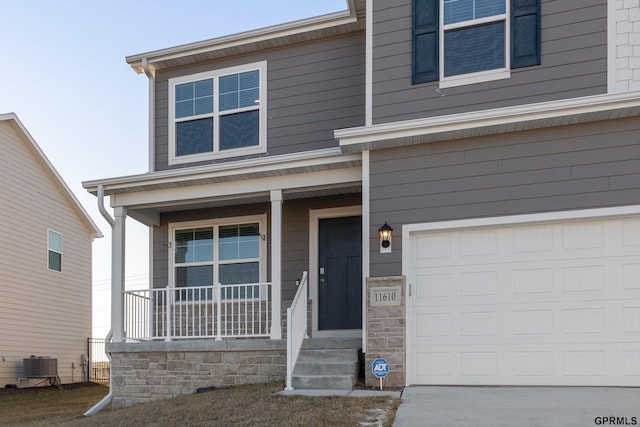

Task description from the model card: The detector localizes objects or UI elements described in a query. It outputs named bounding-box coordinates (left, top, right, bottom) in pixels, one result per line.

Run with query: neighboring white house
left=0, top=113, right=102, bottom=387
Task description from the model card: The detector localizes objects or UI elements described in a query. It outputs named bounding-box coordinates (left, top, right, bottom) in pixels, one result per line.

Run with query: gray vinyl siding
left=154, top=32, right=365, bottom=171
left=152, top=194, right=361, bottom=301
left=368, top=117, right=640, bottom=277
left=372, top=0, right=608, bottom=124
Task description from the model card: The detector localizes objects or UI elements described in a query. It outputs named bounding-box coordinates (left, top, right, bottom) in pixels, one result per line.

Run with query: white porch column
left=270, top=190, right=282, bottom=339
left=111, top=206, right=127, bottom=342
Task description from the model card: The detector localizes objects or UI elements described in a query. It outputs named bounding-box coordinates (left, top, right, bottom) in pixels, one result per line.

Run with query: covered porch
left=83, top=148, right=366, bottom=403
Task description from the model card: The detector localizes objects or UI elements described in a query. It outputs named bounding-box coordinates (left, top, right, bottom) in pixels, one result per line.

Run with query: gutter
left=142, top=59, right=155, bottom=173
left=84, top=185, right=115, bottom=416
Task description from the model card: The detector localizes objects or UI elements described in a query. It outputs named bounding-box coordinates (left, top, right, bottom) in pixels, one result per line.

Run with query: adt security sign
left=371, top=357, right=389, bottom=378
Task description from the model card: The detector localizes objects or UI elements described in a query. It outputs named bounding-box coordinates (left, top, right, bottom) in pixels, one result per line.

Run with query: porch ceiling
left=127, top=184, right=362, bottom=225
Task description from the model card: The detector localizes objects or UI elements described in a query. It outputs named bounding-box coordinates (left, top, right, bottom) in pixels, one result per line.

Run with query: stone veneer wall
left=107, top=340, right=286, bottom=408
left=365, top=276, right=406, bottom=388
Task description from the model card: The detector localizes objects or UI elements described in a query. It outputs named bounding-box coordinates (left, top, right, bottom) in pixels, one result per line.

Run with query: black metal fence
left=87, top=338, right=109, bottom=385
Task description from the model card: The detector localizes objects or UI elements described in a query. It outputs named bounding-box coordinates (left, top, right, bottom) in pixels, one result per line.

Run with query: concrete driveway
left=393, top=386, right=640, bottom=427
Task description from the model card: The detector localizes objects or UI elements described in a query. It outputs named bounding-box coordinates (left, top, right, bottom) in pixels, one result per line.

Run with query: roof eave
left=336, top=91, right=640, bottom=152
left=0, top=113, right=104, bottom=239
left=126, top=0, right=362, bottom=74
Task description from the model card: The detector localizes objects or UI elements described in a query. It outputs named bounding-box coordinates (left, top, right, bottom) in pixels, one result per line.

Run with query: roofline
left=126, top=0, right=359, bottom=74
left=83, top=147, right=361, bottom=195
left=0, top=113, right=103, bottom=239
left=336, top=91, right=640, bottom=151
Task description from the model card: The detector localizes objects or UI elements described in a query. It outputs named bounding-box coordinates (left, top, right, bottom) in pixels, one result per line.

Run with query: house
left=0, top=113, right=102, bottom=387
left=83, top=0, right=640, bottom=407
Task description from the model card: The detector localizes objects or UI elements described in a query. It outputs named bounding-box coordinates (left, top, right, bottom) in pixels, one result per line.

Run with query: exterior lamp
left=379, top=222, right=393, bottom=253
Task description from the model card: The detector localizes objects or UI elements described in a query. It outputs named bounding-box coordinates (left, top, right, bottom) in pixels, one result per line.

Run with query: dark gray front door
left=318, top=216, right=362, bottom=330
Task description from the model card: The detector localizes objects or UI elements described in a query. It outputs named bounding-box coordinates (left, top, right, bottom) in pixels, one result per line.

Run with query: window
left=48, top=230, right=62, bottom=272
left=413, top=0, right=540, bottom=87
left=170, top=216, right=265, bottom=299
left=168, top=62, right=266, bottom=165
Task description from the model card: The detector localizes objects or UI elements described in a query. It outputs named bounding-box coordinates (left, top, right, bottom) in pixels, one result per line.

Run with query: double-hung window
left=48, top=230, right=62, bottom=272
left=413, top=0, right=540, bottom=87
left=171, top=216, right=265, bottom=299
left=442, top=0, right=508, bottom=84
left=169, top=61, right=266, bottom=165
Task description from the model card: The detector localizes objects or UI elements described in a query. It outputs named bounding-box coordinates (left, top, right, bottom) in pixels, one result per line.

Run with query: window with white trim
left=442, top=0, right=508, bottom=82
left=171, top=216, right=265, bottom=299
left=413, top=0, right=540, bottom=87
left=48, top=230, right=62, bottom=272
left=168, top=61, right=267, bottom=165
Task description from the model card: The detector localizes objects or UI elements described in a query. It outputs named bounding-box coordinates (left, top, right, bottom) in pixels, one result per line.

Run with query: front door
left=318, top=216, right=362, bottom=330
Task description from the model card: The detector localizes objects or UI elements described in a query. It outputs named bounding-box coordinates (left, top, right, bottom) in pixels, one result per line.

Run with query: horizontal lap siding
left=0, top=122, right=93, bottom=385
left=369, top=117, right=640, bottom=276
left=154, top=33, right=365, bottom=171
left=372, top=0, right=607, bottom=124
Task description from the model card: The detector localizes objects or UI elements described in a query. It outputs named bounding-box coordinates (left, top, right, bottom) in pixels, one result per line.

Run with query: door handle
left=320, top=267, right=325, bottom=283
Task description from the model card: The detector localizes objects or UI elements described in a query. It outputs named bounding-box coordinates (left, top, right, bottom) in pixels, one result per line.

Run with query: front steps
left=291, top=338, right=361, bottom=391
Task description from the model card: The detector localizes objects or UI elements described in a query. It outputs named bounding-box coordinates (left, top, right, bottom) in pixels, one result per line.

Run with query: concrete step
left=292, top=374, right=356, bottom=390
left=297, top=348, right=358, bottom=362
left=301, top=337, right=362, bottom=350
left=294, top=360, right=358, bottom=375
left=292, top=347, right=360, bottom=390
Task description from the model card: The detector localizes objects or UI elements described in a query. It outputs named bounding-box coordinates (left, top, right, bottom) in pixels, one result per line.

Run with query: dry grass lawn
left=0, top=382, right=400, bottom=426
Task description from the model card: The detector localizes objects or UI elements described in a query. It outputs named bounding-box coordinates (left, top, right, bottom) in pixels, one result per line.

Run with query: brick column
left=365, top=276, right=405, bottom=388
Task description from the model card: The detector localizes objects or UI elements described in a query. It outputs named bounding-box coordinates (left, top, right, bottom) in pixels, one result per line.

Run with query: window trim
left=168, top=61, right=267, bottom=165
left=439, top=0, right=511, bottom=88
left=168, top=215, right=267, bottom=299
left=47, top=229, right=62, bottom=272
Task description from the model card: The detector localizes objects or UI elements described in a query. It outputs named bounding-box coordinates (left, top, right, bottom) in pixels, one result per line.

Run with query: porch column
left=270, top=190, right=282, bottom=339
left=111, top=206, right=127, bottom=342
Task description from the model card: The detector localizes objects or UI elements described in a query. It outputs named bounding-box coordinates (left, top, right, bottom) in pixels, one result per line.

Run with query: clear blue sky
left=0, top=0, right=347, bottom=336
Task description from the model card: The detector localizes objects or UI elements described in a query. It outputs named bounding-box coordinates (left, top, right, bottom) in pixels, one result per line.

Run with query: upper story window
left=442, top=0, right=507, bottom=81
left=413, top=0, right=540, bottom=88
left=48, top=229, right=62, bottom=272
left=169, top=61, right=267, bottom=165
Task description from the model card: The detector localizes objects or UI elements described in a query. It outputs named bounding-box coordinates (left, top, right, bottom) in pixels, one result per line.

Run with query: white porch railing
left=285, top=271, right=308, bottom=390
left=123, top=283, right=271, bottom=341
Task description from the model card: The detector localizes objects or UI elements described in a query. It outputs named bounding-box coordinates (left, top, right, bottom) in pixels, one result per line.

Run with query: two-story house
left=1, top=113, right=102, bottom=387
left=84, top=0, right=640, bottom=408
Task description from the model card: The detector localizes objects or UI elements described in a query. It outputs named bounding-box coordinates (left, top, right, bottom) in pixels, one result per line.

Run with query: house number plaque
left=370, top=286, right=401, bottom=307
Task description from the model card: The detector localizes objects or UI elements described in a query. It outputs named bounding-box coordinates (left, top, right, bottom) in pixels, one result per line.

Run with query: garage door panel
left=409, top=214, right=640, bottom=386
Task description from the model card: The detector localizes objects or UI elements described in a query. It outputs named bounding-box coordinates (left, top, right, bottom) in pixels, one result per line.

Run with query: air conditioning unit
left=23, top=356, right=58, bottom=378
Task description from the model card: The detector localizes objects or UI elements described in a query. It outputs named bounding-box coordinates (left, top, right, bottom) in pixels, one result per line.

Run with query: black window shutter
left=511, top=0, right=541, bottom=68
left=413, top=0, right=439, bottom=84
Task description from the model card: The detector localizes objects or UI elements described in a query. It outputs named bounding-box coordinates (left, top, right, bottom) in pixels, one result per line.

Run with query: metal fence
left=87, top=338, right=109, bottom=385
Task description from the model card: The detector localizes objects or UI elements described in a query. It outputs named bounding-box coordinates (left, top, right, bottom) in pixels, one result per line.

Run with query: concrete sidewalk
left=393, top=386, right=640, bottom=427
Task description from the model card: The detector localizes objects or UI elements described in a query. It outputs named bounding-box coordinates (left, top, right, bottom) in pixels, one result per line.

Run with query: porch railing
left=123, top=283, right=272, bottom=341
left=285, top=271, right=308, bottom=390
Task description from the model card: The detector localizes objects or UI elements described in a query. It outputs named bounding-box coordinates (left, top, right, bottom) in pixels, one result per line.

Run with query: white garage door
left=406, top=210, right=640, bottom=386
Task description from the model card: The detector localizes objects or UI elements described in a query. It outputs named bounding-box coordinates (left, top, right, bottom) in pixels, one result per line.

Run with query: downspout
left=84, top=184, right=115, bottom=416
left=142, top=58, right=155, bottom=173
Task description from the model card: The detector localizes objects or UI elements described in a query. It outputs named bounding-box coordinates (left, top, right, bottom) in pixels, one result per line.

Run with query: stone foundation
left=365, top=276, right=406, bottom=389
left=107, top=340, right=286, bottom=408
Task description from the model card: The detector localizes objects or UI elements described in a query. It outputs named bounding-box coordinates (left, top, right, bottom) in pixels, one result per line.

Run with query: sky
left=0, top=0, right=347, bottom=337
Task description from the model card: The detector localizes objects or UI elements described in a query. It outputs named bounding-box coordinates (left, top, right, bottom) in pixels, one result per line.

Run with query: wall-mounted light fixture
left=379, top=221, right=393, bottom=253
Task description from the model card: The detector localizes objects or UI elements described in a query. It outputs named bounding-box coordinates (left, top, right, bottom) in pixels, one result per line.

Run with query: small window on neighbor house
left=48, top=230, right=62, bottom=272
left=169, top=62, right=266, bottom=165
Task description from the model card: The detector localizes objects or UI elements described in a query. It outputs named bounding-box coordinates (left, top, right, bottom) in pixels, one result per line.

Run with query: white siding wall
left=0, top=121, right=93, bottom=386
left=610, top=0, right=640, bottom=92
